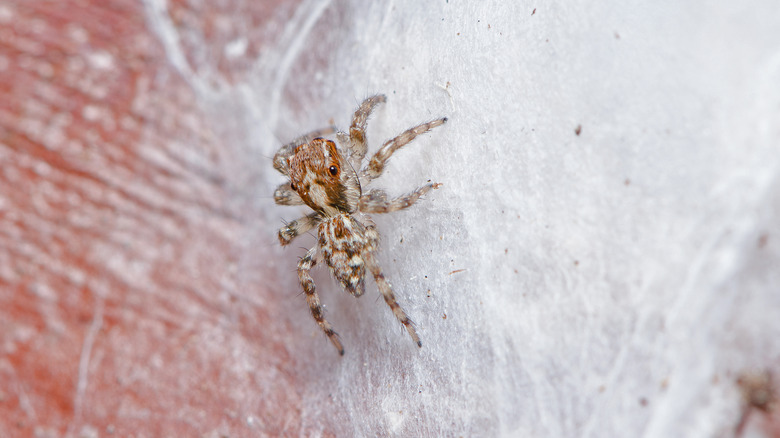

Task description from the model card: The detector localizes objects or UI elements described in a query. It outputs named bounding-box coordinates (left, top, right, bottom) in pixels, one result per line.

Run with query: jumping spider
left=273, top=94, right=447, bottom=355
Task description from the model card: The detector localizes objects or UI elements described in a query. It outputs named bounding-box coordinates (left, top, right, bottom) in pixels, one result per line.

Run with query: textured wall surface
left=2, top=0, right=779, bottom=436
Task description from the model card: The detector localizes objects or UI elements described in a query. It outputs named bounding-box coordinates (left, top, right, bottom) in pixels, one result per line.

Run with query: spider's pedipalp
left=274, top=182, right=304, bottom=206
left=298, top=247, right=344, bottom=355
left=361, top=117, right=447, bottom=181
left=358, top=183, right=441, bottom=214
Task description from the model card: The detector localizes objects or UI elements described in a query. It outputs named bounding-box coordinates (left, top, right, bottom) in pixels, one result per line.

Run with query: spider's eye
left=328, top=165, right=339, bottom=177
left=290, top=182, right=297, bottom=191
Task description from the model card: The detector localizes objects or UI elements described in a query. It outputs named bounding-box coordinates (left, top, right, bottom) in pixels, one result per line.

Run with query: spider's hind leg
left=298, top=247, right=344, bottom=355
left=364, top=227, right=422, bottom=348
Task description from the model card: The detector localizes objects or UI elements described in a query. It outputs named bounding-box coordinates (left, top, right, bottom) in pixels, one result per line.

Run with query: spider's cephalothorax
left=287, top=138, right=361, bottom=215
left=273, top=94, right=446, bottom=355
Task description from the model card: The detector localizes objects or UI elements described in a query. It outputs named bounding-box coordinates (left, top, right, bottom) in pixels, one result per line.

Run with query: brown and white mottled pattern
left=274, top=95, right=446, bottom=355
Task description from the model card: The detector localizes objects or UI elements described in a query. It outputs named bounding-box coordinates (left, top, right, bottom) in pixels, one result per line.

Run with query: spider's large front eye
left=290, top=182, right=297, bottom=191
left=328, top=165, right=339, bottom=177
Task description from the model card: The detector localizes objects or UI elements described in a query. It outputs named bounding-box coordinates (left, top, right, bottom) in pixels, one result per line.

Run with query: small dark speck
left=488, top=24, right=491, bottom=29
left=574, top=260, right=580, bottom=266
left=424, top=275, right=428, bottom=279
left=639, top=398, right=648, bottom=407
left=504, top=248, right=508, bottom=254
left=615, top=32, right=621, bottom=39
left=624, top=178, right=631, bottom=186
left=442, top=313, right=447, bottom=319
left=457, top=32, right=461, bottom=36
left=575, top=125, right=582, bottom=136
left=758, top=233, right=769, bottom=248
left=532, top=8, right=536, bottom=15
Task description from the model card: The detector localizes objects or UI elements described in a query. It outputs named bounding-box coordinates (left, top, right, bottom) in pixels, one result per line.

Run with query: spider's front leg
left=278, top=213, right=318, bottom=245
left=299, top=247, right=344, bottom=355
left=361, top=117, right=447, bottom=181
left=274, top=125, right=337, bottom=175
left=358, top=183, right=442, bottom=214
left=364, top=227, right=422, bottom=348
left=339, top=94, right=386, bottom=168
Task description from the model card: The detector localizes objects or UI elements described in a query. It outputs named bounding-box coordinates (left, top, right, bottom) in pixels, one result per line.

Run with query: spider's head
left=287, top=138, right=361, bottom=215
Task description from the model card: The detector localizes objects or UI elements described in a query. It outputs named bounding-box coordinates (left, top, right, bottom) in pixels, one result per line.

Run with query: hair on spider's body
left=273, top=94, right=446, bottom=355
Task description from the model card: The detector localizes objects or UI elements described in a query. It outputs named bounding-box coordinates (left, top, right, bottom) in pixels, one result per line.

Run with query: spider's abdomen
left=318, top=214, right=374, bottom=297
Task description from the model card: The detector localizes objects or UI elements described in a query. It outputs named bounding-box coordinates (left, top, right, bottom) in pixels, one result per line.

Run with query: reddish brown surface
left=0, top=1, right=309, bottom=436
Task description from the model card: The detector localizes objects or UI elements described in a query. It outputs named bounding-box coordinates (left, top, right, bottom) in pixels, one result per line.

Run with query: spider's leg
left=299, top=247, right=344, bottom=355
left=361, top=117, right=447, bottom=181
left=273, top=125, right=338, bottom=175
left=278, top=213, right=318, bottom=246
left=345, top=94, right=386, bottom=167
left=364, top=227, right=421, bottom=348
left=358, top=183, right=441, bottom=214
left=274, top=182, right=304, bottom=206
